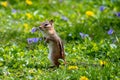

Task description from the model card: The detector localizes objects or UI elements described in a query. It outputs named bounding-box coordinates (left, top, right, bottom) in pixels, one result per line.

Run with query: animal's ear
left=49, top=19, right=54, bottom=25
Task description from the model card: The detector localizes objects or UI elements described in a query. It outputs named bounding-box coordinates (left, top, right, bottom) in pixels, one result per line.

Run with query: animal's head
left=39, top=20, right=55, bottom=35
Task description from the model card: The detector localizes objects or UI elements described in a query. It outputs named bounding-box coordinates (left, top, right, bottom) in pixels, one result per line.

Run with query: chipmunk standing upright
left=39, top=20, right=66, bottom=67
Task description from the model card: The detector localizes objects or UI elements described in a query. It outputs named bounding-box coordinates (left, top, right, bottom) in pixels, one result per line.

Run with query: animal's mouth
left=39, top=27, right=42, bottom=30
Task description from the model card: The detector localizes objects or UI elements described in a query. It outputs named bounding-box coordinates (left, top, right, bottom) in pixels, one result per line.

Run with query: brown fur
left=39, top=20, right=66, bottom=67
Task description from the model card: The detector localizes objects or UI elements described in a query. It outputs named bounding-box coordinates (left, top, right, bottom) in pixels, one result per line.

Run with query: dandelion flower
left=86, top=11, right=94, bottom=17
left=24, top=23, right=29, bottom=32
left=80, top=76, right=89, bottom=80
left=1, top=1, right=8, bottom=7
left=26, top=13, right=33, bottom=19
left=68, top=66, right=78, bottom=70
left=26, top=0, right=32, bottom=5
left=24, top=23, right=28, bottom=28
left=99, top=60, right=106, bottom=66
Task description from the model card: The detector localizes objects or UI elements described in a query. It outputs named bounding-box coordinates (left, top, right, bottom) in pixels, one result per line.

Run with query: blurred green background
left=0, top=0, right=120, bottom=80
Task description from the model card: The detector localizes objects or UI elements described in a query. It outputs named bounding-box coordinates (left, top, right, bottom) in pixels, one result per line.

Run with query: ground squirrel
left=39, top=20, right=66, bottom=67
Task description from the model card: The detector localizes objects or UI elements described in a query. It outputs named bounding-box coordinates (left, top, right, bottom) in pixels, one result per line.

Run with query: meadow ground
left=0, top=0, right=120, bottom=80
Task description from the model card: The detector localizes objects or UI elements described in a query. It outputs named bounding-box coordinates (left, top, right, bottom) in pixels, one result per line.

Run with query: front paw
left=44, top=37, right=49, bottom=43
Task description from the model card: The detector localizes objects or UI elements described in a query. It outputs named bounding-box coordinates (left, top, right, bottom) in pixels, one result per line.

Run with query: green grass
left=0, top=0, right=120, bottom=80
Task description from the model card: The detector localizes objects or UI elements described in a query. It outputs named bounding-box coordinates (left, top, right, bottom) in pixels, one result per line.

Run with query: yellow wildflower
left=68, top=66, right=78, bottom=70
left=86, top=11, right=94, bottom=17
left=26, top=13, right=32, bottom=19
left=26, top=0, right=32, bottom=5
left=1, top=1, right=8, bottom=7
left=24, top=23, right=28, bottom=28
left=99, top=60, right=106, bottom=66
left=23, top=23, right=29, bottom=32
left=80, top=76, right=89, bottom=80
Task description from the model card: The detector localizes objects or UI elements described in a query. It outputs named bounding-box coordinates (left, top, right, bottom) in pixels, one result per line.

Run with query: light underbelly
left=47, top=42, right=60, bottom=60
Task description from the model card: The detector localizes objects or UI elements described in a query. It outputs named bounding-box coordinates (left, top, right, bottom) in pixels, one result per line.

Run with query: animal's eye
left=44, top=24, right=48, bottom=26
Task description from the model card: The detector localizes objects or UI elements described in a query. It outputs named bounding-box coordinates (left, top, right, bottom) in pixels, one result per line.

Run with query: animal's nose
left=39, top=26, right=43, bottom=30
left=39, top=26, right=42, bottom=29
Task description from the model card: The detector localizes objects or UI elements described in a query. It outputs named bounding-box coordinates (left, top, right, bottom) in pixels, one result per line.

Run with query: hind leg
left=48, top=55, right=60, bottom=67
left=53, top=59, right=60, bottom=67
